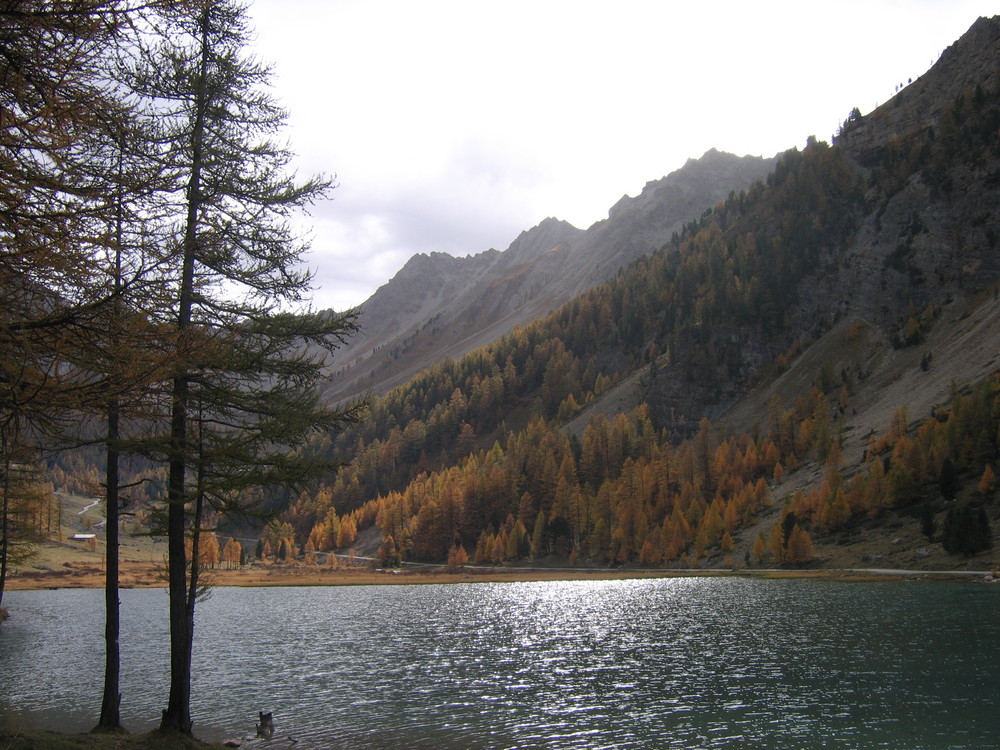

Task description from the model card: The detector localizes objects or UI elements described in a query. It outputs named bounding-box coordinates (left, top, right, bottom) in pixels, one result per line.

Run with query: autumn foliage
left=293, top=405, right=804, bottom=566
left=790, top=377, right=1000, bottom=535
left=287, top=360, right=1000, bottom=568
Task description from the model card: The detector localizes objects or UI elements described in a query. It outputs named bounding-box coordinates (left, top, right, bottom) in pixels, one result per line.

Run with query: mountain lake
left=1, top=577, right=998, bottom=748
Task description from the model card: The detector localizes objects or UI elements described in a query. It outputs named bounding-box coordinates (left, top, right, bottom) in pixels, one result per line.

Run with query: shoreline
left=4, top=559, right=995, bottom=592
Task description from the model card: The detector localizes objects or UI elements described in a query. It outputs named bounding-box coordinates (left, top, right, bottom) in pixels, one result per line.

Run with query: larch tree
left=225, top=537, right=242, bottom=569
left=0, top=1, right=178, bottom=621
left=784, top=525, right=814, bottom=566
left=768, top=522, right=785, bottom=563
left=91, top=65, right=194, bottom=735
left=0, top=0, right=111, bottom=607
left=0, top=2, right=193, bottom=732
left=751, top=532, right=767, bottom=566
left=121, top=0, right=361, bottom=734
left=0, top=459, right=48, bottom=601
left=978, top=464, right=996, bottom=495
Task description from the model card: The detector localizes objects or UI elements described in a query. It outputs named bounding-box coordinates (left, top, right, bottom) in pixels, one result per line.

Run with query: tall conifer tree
left=120, top=0, right=360, bottom=734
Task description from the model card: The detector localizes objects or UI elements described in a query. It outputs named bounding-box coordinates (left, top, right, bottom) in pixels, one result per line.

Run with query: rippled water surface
left=2, top=578, right=999, bottom=748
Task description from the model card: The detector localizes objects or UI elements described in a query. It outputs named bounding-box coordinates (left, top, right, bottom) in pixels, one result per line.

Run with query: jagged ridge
left=323, top=149, right=777, bottom=403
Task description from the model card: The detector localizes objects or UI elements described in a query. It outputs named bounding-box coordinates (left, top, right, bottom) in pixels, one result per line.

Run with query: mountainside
left=322, top=149, right=777, bottom=403
left=272, top=16, right=1000, bottom=573
left=617, top=14, right=1000, bottom=440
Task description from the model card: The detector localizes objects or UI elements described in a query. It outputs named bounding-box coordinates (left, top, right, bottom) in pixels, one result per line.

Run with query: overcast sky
left=247, top=0, right=996, bottom=311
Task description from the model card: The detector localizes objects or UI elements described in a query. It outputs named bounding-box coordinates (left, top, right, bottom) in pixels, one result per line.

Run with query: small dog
left=256, top=711, right=274, bottom=738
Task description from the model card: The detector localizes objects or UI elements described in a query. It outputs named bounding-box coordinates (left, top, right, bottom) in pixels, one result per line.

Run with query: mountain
left=322, top=148, right=777, bottom=403
left=278, top=16, right=1000, bottom=572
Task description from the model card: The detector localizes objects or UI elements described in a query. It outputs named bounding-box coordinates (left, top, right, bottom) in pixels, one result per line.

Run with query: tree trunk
left=0, top=446, right=11, bottom=610
left=96, top=404, right=122, bottom=730
left=161, top=377, right=193, bottom=735
left=97, top=129, right=128, bottom=733
left=159, top=6, right=208, bottom=735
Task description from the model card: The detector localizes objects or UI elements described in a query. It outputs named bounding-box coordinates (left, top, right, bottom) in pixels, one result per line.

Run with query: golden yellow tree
left=337, top=515, right=358, bottom=548
left=222, top=538, right=241, bottom=570
left=201, top=533, right=220, bottom=570
left=768, top=523, right=785, bottom=562
left=785, top=525, right=814, bottom=566
left=752, top=533, right=767, bottom=565
left=720, top=531, right=734, bottom=554
left=446, top=544, right=468, bottom=567
left=304, top=539, right=316, bottom=566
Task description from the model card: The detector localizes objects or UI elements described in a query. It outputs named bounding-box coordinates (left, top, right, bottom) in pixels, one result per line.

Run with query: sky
left=247, top=0, right=997, bottom=311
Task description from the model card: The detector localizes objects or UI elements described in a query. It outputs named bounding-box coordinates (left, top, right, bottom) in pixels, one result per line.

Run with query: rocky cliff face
left=323, top=149, right=777, bottom=403
left=819, top=15, right=1000, bottom=328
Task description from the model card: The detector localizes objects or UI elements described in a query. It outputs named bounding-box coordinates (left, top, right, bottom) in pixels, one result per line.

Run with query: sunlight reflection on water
left=2, top=577, right=999, bottom=748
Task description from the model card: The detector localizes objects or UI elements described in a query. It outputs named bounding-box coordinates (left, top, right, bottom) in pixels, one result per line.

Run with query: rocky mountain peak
left=397, top=250, right=458, bottom=274
left=503, top=217, right=584, bottom=264
left=608, top=149, right=774, bottom=222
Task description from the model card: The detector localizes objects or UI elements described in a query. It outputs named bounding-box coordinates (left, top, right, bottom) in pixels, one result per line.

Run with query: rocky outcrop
left=563, top=148, right=777, bottom=297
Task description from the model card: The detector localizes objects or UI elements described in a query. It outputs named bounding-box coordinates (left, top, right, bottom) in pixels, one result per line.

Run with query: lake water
left=1, top=578, right=998, bottom=748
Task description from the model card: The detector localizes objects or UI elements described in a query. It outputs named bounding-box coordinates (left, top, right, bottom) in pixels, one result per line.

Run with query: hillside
left=716, top=289, right=1000, bottom=571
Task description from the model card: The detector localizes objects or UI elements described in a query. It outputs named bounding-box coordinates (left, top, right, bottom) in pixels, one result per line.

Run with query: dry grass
left=6, top=559, right=715, bottom=591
